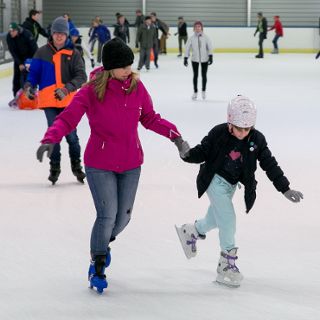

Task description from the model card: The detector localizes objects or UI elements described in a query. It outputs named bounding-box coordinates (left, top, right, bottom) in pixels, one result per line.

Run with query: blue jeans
left=272, top=34, right=281, bottom=49
left=44, top=108, right=81, bottom=164
left=85, top=166, right=141, bottom=258
left=195, top=174, right=237, bottom=251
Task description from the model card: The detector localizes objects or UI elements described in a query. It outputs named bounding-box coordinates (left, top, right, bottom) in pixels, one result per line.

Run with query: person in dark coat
left=22, top=9, right=49, bottom=42
left=254, top=12, right=268, bottom=58
left=136, top=16, right=157, bottom=70
left=174, top=95, right=303, bottom=287
left=150, top=12, right=168, bottom=68
left=6, top=22, right=37, bottom=97
left=113, top=15, right=130, bottom=43
left=175, top=16, right=188, bottom=57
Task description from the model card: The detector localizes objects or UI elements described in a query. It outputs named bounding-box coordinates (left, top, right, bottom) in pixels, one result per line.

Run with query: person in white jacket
left=184, top=21, right=213, bottom=100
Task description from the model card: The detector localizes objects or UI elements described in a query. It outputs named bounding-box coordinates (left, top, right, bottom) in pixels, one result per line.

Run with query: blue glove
left=37, top=144, right=54, bottom=162
left=284, top=189, right=303, bottom=203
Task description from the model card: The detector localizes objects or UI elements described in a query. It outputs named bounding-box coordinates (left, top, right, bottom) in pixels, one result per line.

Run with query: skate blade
left=215, top=275, right=241, bottom=288
left=174, top=225, right=195, bottom=260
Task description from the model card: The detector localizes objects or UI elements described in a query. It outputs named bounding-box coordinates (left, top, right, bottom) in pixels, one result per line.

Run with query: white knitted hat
left=227, top=95, right=257, bottom=128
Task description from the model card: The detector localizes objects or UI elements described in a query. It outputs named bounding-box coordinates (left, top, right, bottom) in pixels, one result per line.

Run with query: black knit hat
left=102, top=38, right=134, bottom=70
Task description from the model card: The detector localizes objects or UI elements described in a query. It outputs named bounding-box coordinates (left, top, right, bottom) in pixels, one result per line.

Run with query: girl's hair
left=86, top=69, right=139, bottom=101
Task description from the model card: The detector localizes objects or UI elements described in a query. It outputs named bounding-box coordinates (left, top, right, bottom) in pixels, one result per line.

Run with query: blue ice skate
left=88, top=249, right=111, bottom=294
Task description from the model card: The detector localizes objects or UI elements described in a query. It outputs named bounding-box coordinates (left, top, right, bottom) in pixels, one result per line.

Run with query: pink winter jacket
left=41, top=76, right=180, bottom=172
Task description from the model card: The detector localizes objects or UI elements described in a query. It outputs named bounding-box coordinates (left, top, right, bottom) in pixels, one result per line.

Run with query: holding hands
left=173, top=137, right=190, bottom=159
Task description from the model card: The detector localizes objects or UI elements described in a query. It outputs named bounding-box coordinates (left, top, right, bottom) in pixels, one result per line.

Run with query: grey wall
left=42, top=0, right=141, bottom=27
left=251, top=0, right=320, bottom=27
left=145, top=0, right=247, bottom=26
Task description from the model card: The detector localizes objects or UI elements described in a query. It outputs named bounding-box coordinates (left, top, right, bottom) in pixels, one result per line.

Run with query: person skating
left=184, top=21, right=213, bottom=100
left=174, top=95, right=303, bottom=287
left=36, top=38, right=185, bottom=293
left=175, top=16, right=188, bottom=57
left=22, top=9, right=49, bottom=43
left=6, top=22, right=37, bottom=101
left=254, top=12, right=268, bottom=58
left=70, top=28, right=95, bottom=68
left=136, top=16, right=157, bottom=71
left=25, top=16, right=87, bottom=184
left=268, top=16, right=283, bottom=54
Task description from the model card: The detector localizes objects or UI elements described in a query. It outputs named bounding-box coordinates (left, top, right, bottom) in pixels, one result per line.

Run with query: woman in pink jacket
left=36, top=38, right=188, bottom=293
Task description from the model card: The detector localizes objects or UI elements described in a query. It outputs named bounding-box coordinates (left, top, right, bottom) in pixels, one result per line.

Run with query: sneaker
left=175, top=223, right=205, bottom=259
left=216, top=248, right=243, bottom=287
left=192, top=92, right=198, bottom=100
left=255, top=54, right=264, bottom=59
left=201, top=91, right=206, bottom=100
left=177, top=53, right=182, bottom=57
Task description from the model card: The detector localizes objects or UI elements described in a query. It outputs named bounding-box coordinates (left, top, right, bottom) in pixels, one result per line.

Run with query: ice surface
left=0, top=53, right=319, bottom=320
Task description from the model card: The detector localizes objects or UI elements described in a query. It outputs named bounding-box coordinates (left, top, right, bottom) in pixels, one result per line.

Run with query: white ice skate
left=192, top=92, right=198, bottom=100
left=201, top=91, right=206, bottom=100
left=175, top=224, right=200, bottom=259
left=216, top=248, right=243, bottom=288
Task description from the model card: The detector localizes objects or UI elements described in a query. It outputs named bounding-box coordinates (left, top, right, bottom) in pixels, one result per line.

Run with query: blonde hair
left=86, top=70, right=139, bottom=101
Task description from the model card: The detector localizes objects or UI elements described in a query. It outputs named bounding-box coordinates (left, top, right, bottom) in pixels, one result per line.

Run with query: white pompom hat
left=227, top=95, right=257, bottom=128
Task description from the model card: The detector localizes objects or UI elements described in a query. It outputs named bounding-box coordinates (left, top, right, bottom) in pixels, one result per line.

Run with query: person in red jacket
left=268, top=15, right=283, bottom=54
left=36, top=38, right=188, bottom=293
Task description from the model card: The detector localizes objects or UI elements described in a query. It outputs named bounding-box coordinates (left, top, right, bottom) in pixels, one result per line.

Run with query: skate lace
left=224, top=253, right=240, bottom=272
left=186, top=234, right=197, bottom=252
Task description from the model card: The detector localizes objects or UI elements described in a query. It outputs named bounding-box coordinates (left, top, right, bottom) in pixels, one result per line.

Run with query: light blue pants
left=195, top=174, right=237, bottom=251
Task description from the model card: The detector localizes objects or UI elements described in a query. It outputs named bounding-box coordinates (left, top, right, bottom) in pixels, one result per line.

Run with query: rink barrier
left=0, top=48, right=317, bottom=80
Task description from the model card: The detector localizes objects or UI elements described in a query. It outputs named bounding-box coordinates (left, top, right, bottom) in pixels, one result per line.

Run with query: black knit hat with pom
left=102, top=38, right=134, bottom=70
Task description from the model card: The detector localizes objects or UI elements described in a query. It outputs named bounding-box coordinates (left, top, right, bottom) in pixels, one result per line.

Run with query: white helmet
left=227, top=95, right=257, bottom=128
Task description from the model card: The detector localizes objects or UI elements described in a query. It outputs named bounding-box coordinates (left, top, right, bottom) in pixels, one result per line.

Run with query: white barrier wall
left=78, top=27, right=320, bottom=52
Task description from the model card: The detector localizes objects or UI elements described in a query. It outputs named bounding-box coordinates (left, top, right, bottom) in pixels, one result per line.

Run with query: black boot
left=71, top=159, right=86, bottom=183
left=48, top=163, right=61, bottom=185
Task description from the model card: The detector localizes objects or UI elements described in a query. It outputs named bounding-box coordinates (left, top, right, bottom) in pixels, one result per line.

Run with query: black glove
left=54, top=87, right=69, bottom=101
left=254, top=31, right=257, bottom=37
left=90, top=58, right=95, bottom=68
left=173, top=137, right=190, bottom=159
left=36, top=144, right=55, bottom=162
left=208, top=55, right=213, bottom=65
left=24, top=83, right=36, bottom=100
left=184, top=57, right=188, bottom=67
left=135, top=43, right=139, bottom=49
left=316, top=51, right=320, bottom=59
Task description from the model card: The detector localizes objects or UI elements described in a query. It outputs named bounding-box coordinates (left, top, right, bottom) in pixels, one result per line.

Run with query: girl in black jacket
left=174, top=95, right=303, bottom=287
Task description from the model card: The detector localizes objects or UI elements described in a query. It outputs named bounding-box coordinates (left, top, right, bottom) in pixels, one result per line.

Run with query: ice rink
left=0, top=53, right=319, bottom=320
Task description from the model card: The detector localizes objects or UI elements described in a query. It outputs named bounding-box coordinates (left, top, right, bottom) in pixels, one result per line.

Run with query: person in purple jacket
left=36, top=38, right=188, bottom=293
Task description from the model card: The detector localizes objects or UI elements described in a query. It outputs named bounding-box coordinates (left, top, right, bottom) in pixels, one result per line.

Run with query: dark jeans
left=138, top=47, right=151, bottom=69
left=153, top=39, right=159, bottom=66
left=12, top=63, right=27, bottom=97
left=178, top=36, right=188, bottom=54
left=272, top=34, right=281, bottom=49
left=192, top=61, right=209, bottom=93
left=258, top=33, right=265, bottom=56
left=97, top=41, right=106, bottom=63
left=85, top=166, right=141, bottom=258
left=44, top=107, right=81, bottom=164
